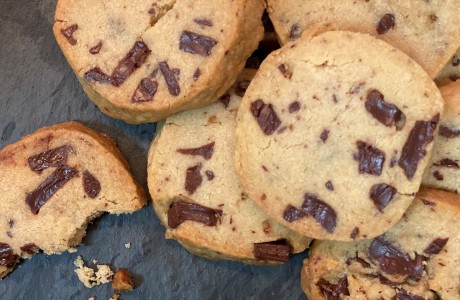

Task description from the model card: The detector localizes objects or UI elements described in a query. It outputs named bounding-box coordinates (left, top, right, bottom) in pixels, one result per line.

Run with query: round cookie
left=147, top=70, right=311, bottom=264
left=422, top=81, right=460, bottom=193
left=234, top=31, right=444, bottom=241
left=435, top=48, right=460, bottom=86
left=301, top=188, right=460, bottom=300
left=53, top=0, right=264, bottom=123
left=266, top=0, right=460, bottom=78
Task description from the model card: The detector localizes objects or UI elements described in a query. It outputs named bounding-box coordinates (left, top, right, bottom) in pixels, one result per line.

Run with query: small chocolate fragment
left=433, top=171, right=443, bottom=181
left=177, top=142, right=215, bottom=160
left=424, top=238, right=449, bottom=255
left=450, top=75, right=460, bottom=82
left=420, top=198, right=436, bottom=206
left=434, top=158, right=459, bottom=168
left=205, top=170, right=214, bottom=180
left=453, top=55, right=460, bottom=67
left=0, top=243, right=18, bottom=268
left=193, top=68, right=201, bottom=81
left=439, top=126, right=460, bottom=138
left=289, top=23, right=301, bottom=40
left=219, top=94, right=230, bottom=108
left=28, top=145, right=74, bottom=173
left=377, top=14, right=395, bottom=35
left=390, top=156, right=398, bottom=168
left=283, top=205, right=304, bottom=222
left=61, top=24, right=78, bottom=45
left=278, top=64, right=292, bottom=79
left=398, top=115, right=440, bottom=180
left=302, top=194, right=336, bottom=233
left=184, top=164, right=203, bottom=195
left=250, top=99, right=282, bottom=135
left=20, top=243, right=40, bottom=255
left=132, top=78, right=158, bottom=102
left=84, top=67, right=112, bottom=84
left=112, top=268, right=134, bottom=291
left=376, top=273, right=400, bottom=287
left=350, top=227, right=359, bottom=239
left=365, top=89, right=405, bottom=129
left=167, top=201, right=222, bottom=228
left=370, top=183, right=397, bottom=212
left=179, top=31, right=218, bottom=56
left=354, top=141, right=385, bottom=176
left=325, top=181, right=334, bottom=191
left=25, top=165, right=78, bottom=214
left=288, top=101, right=300, bottom=113
left=159, top=61, right=181, bottom=96
left=111, top=41, right=151, bottom=87
left=396, top=289, right=424, bottom=300
left=253, top=240, right=290, bottom=262
left=316, top=276, right=350, bottom=300
left=89, top=42, right=102, bottom=54
left=235, top=80, right=250, bottom=97
left=320, top=129, right=330, bottom=142
left=83, top=170, right=101, bottom=199
left=193, top=18, right=213, bottom=27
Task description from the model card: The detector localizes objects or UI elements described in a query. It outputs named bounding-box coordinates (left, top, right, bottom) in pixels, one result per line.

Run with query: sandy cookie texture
left=53, top=0, right=264, bottom=123
left=302, top=188, right=460, bottom=300
left=267, top=0, right=460, bottom=78
left=234, top=31, right=443, bottom=241
left=0, top=122, right=146, bottom=278
left=147, top=70, right=311, bottom=264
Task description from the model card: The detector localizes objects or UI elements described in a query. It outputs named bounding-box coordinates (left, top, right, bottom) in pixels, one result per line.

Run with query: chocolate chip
left=7, top=219, right=13, bottom=228
left=376, top=14, right=395, bottom=34
left=434, top=158, right=459, bottom=168
left=0, top=243, right=18, bottom=268
left=316, top=276, right=350, bottom=300
left=253, top=240, right=290, bottom=262
left=283, top=205, right=304, bottom=222
left=325, top=181, right=334, bottom=191
left=177, top=142, right=215, bottom=160
left=89, top=41, right=102, bottom=54
left=20, top=243, right=40, bottom=255
left=278, top=64, right=292, bottom=79
left=420, top=198, right=436, bottom=206
left=288, top=101, right=300, bottom=113
left=346, top=252, right=370, bottom=268
left=184, top=164, right=203, bottom=195
left=250, top=99, right=281, bottom=135
left=320, top=129, right=330, bottom=142
left=302, top=194, right=336, bottom=233
left=289, top=23, right=301, bottom=40
left=396, top=289, right=425, bottom=300
left=365, top=89, right=405, bottom=129
left=25, top=165, right=78, bottom=214
left=424, top=238, right=448, bottom=255
left=354, top=141, right=385, bottom=176
left=179, top=31, right=218, bottom=56
left=61, top=24, right=78, bottom=45
left=390, top=156, right=398, bottom=168
left=167, top=201, right=222, bottom=228
left=132, top=78, right=158, bottom=102
left=84, top=67, right=112, bottom=84
left=83, top=170, right=101, bottom=199
left=205, top=170, right=214, bottom=180
left=439, top=125, right=460, bottom=138
left=28, top=145, right=74, bottom=173
left=350, top=227, right=359, bottom=239
left=450, top=75, right=460, bottom=82
left=111, top=41, right=151, bottom=87
left=398, top=115, right=440, bottom=180
left=433, top=171, right=443, bottom=181
left=193, top=18, right=213, bottom=27
left=159, top=61, right=181, bottom=96
left=193, top=68, right=201, bottom=81
left=376, top=273, right=400, bottom=287
left=235, top=80, right=250, bottom=97
left=370, top=183, right=396, bottom=212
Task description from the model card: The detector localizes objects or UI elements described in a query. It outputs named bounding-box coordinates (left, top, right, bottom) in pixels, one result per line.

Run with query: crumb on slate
left=124, top=243, right=131, bottom=249
left=74, top=256, right=114, bottom=288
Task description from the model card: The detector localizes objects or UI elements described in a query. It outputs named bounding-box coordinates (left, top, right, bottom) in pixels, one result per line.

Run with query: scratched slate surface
left=0, top=0, right=309, bottom=299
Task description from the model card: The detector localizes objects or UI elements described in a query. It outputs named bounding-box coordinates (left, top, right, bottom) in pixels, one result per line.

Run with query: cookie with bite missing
left=53, top=0, right=264, bottom=123
left=147, top=70, right=311, bottom=264
left=301, top=188, right=460, bottom=300
left=234, top=31, right=443, bottom=241
left=0, top=122, right=146, bottom=278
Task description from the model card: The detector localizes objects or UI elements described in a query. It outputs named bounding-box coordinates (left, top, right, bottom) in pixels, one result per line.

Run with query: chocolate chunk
left=250, top=99, right=281, bottom=135
left=289, top=23, right=301, bottom=40
left=433, top=171, right=444, bottom=181
left=20, top=243, right=40, bottom=255
left=28, top=145, right=74, bottom=173
left=83, top=170, right=101, bottom=199
left=8, top=219, right=14, bottom=228
left=61, top=24, right=78, bottom=45
left=235, top=80, right=250, bottom=97
left=390, top=156, right=398, bottom=168
left=84, top=67, right=112, bottom=84
left=376, top=273, right=400, bottom=287
left=184, top=164, right=203, bottom=195
left=111, top=41, right=151, bottom=87
left=354, top=141, right=385, bottom=176
left=205, top=170, right=214, bottom=180
left=320, top=129, right=330, bottom=142
left=302, top=194, right=336, bottom=233
left=450, top=75, right=460, bottom=82
left=219, top=94, right=230, bottom=108
left=316, top=276, right=350, bottom=300
left=453, top=55, right=460, bottom=67
left=365, top=89, right=405, bottom=129
left=159, top=61, right=181, bottom=96
left=283, top=205, right=304, bottom=222
left=325, top=181, right=334, bottom=191
left=434, top=158, right=459, bottom=168
left=350, top=227, right=359, bottom=239
left=132, top=78, right=158, bottom=102
left=396, top=289, right=424, bottom=300
left=179, top=31, right=218, bottom=57
left=370, top=183, right=396, bottom=212
left=288, top=101, right=300, bottom=113
left=398, top=115, right=440, bottom=180
left=424, top=238, right=449, bottom=255
left=193, top=18, right=213, bottom=27
left=177, top=142, right=215, bottom=160
left=439, top=126, right=460, bottom=138
left=253, top=240, right=290, bottom=262
left=0, top=243, right=18, bottom=268
left=89, top=42, right=102, bottom=54
left=377, top=14, right=395, bottom=35
left=278, top=64, right=292, bottom=79
left=167, top=201, right=222, bottom=228
left=346, top=252, right=370, bottom=268
left=25, top=165, right=78, bottom=214
left=193, top=68, right=201, bottom=81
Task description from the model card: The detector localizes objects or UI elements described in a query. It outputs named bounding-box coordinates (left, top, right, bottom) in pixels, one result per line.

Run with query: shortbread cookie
left=267, top=0, right=460, bottom=78
left=53, top=0, right=264, bottom=123
left=301, top=188, right=460, bottom=300
left=147, top=70, right=311, bottom=264
left=235, top=31, right=444, bottom=241
left=435, top=48, right=460, bottom=86
left=422, top=81, right=460, bottom=193
left=0, top=122, right=146, bottom=278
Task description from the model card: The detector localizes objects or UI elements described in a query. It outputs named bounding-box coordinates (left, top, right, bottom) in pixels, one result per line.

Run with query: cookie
left=266, top=0, right=460, bottom=78
left=53, top=0, right=264, bottom=123
left=147, top=70, right=311, bottom=264
left=301, top=188, right=460, bottom=300
left=234, top=31, right=444, bottom=241
left=0, top=122, right=146, bottom=278
left=435, top=48, right=460, bottom=86
left=422, top=81, right=460, bottom=193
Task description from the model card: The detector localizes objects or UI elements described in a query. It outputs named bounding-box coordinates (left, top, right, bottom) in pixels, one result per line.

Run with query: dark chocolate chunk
left=235, top=80, right=250, bottom=97
left=377, top=14, right=395, bottom=34
left=83, top=170, right=101, bottom=199
left=390, top=156, right=398, bottom=168
left=132, top=78, right=158, bottom=102
left=288, top=101, right=300, bottom=113
left=283, top=205, right=304, bottom=222
left=111, top=41, right=151, bottom=87
left=346, top=252, right=370, bottom=268
left=439, top=125, right=460, bottom=138
left=84, top=67, right=112, bottom=84
left=452, top=55, right=460, bottom=67
left=316, top=276, right=350, bottom=300
left=354, top=141, right=385, bottom=176
left=365, top=89, right=405, bottom=129
left=320, top=129, right=330, bottom=142
left=167, top=201, right=222, bottom=228
left=350, top=227, right=359, bottom=239
left=250, top=99, right=282, bottom=135
left=433, top=171, right=443, bottom=181
left=184, top=164, right=203, bottom=195
left=424, top=238, right=449, bottom=255
left=89, top=42, right=102, bottom=54
left=28, top=145, right=74, bottom=173
left=179, top=31, right=218, bottom=56
left=0, top=243, right=18, bottom=268
left=302, top=194, right=336, bottom=233
left=193, top=18, right=213, bottom=27
left=253, top=240, right=290, bottom=262
left=159, top=61, right=181, bottom=96
left=25, top=165, right=78, bottom=214
left=177, top=142, right=215, bottom=160
left=398, top=115, right=440, bottom=180
left=205, top=170, right=214, bottom=180
left=434, top=158, right=459, bottom=168
left=289, top=23, right=301, bottom=40
left=219, top=93, right=230, bottom=108
left=325, top=181, right=334, bottom=191
left=20, top=243, right=40, bottom=255
left=61, top=24, right=78, bottom=45
left=450, top=75, right=460, bottom=82
left=376, top=273, right=400, bottom=287
left=396, top=289, right=424, bottom=300
left=7, top=219, right=13, bottom=228
left=370, top=183, right=397, bottom=212
left=278, top=64, right=292, bottom=79
left=193, top=68, right=201, bottom=81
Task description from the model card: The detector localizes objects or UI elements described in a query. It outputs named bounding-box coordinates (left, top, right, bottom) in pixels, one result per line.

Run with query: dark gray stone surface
left=0, top=1, right=309, bottom=299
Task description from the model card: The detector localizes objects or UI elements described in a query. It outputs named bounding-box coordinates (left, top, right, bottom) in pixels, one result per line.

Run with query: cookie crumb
left=74, top=256, right=114, bottom=288
left=88, top=297, right=96, bottom=300
left=124, top=243, right=131, bottom=249
left=109, top=294, right=120, bottom=300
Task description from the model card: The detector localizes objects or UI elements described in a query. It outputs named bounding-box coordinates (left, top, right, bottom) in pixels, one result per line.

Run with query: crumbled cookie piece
left=124, top=243, right=131, bottom=249
left=109, top=294, right=120, bottom=300
left=74, top=256, right=114, bottom=288
left=112, top=268, right=134, bottom=292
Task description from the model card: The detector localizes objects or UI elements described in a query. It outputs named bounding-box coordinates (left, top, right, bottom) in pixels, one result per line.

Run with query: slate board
left=0, top=1, right=309, bottom=299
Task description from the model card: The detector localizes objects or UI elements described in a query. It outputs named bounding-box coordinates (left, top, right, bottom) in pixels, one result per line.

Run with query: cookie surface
left=53, top=0, right=264, bottom=123
left=267, top=0, right=460, bottom=78
left=234, top=31, right=443, bottom=240
left=147, top=70, right=311, bottom=264
left=301, top=188, right=460, bottom=300
left=422, top=81, right=460, bottom=193
left=435, top=48, right=460, bottom=86
left=0, top=122, right=146, bottom=278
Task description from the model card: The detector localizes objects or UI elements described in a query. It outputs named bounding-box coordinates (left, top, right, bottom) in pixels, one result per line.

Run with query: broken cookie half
left=0, top=121, right=146, bottom=278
